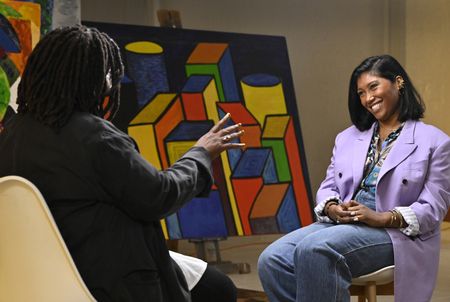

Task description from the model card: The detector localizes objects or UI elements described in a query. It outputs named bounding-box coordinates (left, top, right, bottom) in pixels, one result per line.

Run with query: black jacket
left=0, top=112, right=213, bottom=301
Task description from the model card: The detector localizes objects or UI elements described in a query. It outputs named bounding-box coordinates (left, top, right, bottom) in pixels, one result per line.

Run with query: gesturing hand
left=194, top=113, right=246, bottom=160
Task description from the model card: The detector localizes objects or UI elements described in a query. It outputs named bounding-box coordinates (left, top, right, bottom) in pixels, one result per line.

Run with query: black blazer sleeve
left=90, top=122, right=213, bottom=222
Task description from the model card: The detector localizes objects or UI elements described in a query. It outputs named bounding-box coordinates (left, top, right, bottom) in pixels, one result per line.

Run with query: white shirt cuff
left=314, top=196, right=341, bottom=223
left=395, top=206, right=420, bottom=237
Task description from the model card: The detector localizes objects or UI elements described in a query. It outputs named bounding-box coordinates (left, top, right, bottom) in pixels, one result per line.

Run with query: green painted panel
left=0, top=56, right=20, bottom=86
left=0, top=3, right=22, bottom=18
left=185, top=64, right=225, bottom=101
left=0, top=67, right=11, bottom=121
left=262, top=139, right=291, bottom=182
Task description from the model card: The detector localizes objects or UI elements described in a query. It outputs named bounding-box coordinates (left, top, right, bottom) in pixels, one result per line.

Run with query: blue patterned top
left=354, top=123, right=404, bottom=210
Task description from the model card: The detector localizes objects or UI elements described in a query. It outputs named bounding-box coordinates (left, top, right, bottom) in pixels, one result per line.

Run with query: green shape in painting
left=185, top=64, right=226, bottom=101
left=0, top=3, right=22, bottom=18
left=262, top=139, right=292, bottom=182
left=0, top=56, right=20, bottom=86
left=0, top=67, right=11, bottom=121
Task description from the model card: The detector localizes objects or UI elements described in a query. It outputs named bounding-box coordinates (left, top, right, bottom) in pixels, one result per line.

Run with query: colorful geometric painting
left=0, top=0, right=79, bottom=127
left=84, top=21, right=314, bottom=239
left=0, top=0, right=43, bottom=122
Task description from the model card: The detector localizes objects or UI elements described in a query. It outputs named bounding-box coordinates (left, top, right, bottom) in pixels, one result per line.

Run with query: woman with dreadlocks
left=0, top=25, right=244, bottom=302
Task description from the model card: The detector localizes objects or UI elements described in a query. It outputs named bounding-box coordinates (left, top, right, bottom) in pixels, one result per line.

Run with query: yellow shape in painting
left=203, top=78, right=220, bottom=122
left=200, top=78, right=244, bottom=235
left=130, top=93, right=176, bottom=124
left=160, top=219, right=168, bottom=238
left=262, top=115, right=290, bottom=138
left=128, top=125, right=161, bottom=170
left=241, top=79, right=287, bottom=126
left=166, top=141, right=196, bottom=165
left=125, top=41, right=163, bottom=54
left=128, top=93, right=178, bottom=170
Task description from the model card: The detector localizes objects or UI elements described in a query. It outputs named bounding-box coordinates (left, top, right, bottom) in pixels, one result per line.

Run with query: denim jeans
left=258, top=222, right=393, bottom=302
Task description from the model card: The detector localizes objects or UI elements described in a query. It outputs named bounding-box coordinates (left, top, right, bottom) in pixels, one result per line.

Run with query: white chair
left=349, top=265, right=395, bottom=302
left=0, top=175, right=96, bottom=302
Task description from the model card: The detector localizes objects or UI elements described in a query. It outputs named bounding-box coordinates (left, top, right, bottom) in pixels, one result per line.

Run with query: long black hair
left=348, top=55, right=425, bottom=131
left=17, top=25, right=124, bottom=128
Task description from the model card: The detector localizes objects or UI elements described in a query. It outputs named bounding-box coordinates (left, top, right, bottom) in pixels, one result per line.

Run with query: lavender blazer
left=316, top=120, right=450, bottom=302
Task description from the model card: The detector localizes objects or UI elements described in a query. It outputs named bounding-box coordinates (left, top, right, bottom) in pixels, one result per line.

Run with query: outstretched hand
left=194, top=113, right=246, bottom=160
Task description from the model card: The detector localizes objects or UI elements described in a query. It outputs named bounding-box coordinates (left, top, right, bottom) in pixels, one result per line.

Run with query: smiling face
left=357, top=72, right=402, bottom=127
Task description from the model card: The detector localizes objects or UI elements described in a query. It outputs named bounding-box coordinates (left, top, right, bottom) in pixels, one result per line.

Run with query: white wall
left=158, top=0, right=390, bottom=195
left=81, top=0, right=155, bottom=26
left=405, top=0, right=450, bottom=135
left=81, top=0, right=392, bottom=195
left=80, top=0, right=450, bottom=195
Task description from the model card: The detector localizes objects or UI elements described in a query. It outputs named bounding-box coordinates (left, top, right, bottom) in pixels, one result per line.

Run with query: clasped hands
left=326, top=200, right=388, bottom=228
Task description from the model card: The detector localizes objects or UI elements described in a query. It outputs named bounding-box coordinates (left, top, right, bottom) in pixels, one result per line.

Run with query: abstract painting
left=0, top=0, right=80, bottom=124
left=89, top=21, right=314, bottom=239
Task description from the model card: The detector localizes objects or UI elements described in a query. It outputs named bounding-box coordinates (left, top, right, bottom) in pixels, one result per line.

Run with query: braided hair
left=17, top=25, right=124, bottom=128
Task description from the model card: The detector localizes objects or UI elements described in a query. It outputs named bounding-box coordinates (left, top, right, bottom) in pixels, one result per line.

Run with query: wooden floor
left=237, top=288, right=269, bottom=302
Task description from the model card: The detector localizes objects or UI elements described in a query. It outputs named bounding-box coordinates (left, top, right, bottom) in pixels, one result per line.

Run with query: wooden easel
left=157, top=9, right=182, bottom=28
left=190, top=238, right=251, bottom=274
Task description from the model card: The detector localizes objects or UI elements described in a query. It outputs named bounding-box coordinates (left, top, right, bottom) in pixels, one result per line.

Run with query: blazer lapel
left=378, top=120, right=417, bottom=182
left=352, top=124, right=374, bottom=194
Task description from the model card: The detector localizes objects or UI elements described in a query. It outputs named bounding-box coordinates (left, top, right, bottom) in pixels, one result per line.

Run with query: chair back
left=0, top=176, right=96, bottom=302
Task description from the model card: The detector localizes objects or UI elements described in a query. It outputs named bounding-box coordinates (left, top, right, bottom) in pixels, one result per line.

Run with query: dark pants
left=191, top=265, right=237, bottom=302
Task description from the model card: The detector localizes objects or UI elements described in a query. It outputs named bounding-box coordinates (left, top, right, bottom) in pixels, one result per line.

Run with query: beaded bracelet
left=324, top=201, right=339, bottom=216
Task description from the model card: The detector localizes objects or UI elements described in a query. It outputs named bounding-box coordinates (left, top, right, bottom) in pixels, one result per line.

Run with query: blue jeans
left=258, top=222, right=393, bottom=302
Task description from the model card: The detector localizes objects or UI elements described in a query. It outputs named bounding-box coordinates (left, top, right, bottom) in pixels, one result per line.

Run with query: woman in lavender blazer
left=258, top=55, right=450, bottom=302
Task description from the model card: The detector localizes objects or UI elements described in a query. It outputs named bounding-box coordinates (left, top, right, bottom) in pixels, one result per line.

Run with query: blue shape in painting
left=178, top=191, right=228, bottom=238
left=263, top=152, right=278, bottom=184
left=277, top=185, right=300, bottom=233
left=182, top=75, right=213, bottom=92
left=0, top=15, right=20, bottom=53
left=166, top=213, right=182, bottom=239
left=241, top=73, right=280, bottom=87
left=232, top=148, right=278, bottom=184
left=166, top=120, right=214, bottom=141
left=125, top=48, right=169, bottom=108
left=219, top=48, right=239, bottom=101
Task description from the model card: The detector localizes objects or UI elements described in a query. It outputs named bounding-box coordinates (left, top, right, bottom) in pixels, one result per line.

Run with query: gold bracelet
left=388, top=210, right=397, bottom=227
left=394, top=210, right=404, bottom=228
left=388, top=210, right=394, bottom=227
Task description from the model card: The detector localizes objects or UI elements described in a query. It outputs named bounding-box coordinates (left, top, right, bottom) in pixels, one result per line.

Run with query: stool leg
left=365, top=281, right=377, bottom=302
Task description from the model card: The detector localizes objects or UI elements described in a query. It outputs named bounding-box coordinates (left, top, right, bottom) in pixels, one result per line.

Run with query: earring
left=397, top=77, right=405, bottom=90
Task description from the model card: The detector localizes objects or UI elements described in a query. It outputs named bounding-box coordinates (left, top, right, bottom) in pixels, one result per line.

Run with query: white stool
left=349, top=265, right=394, bottom=302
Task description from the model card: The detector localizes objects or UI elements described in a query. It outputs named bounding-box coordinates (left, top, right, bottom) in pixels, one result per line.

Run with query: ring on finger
left=350, top=211, right=356, bottom=216
left=222, top=135, right=231, bottom=142
left=353, top=217, right=359, bottom=222
left=336, top=219, right=340, bottom=224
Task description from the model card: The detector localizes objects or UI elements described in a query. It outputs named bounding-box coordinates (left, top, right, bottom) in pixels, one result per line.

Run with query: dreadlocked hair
left=17, top=25, right=124, bottom=128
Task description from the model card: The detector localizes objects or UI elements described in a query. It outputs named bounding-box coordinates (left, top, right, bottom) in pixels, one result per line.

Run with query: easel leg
left=190, top=238, right=251, bottom=274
